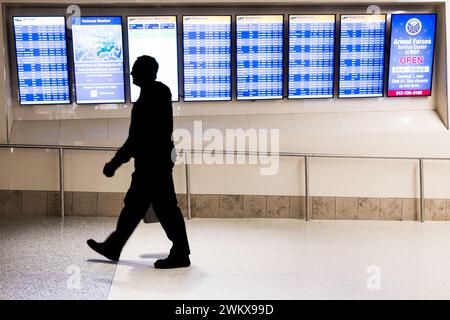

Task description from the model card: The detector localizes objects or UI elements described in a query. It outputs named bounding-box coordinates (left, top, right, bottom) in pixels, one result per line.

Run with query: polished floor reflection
left=112, top=218, right=450, bottom=299
left=3, top=216, right=450, bottom=299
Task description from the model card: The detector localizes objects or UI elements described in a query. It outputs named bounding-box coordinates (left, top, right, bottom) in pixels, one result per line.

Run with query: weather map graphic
left=73, top=27, right=122, bottom=62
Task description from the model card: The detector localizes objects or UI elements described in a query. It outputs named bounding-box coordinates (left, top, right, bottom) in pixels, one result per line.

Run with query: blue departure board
left=128, top=16, right=179, bottom=102
left=183, top=16, right=231, bottom=101
left=339, top=15, right=386, bottom=98
left=71, top=16, right=125, bottom=104
left=13, top=16, right=70, bottom=105
left=288, top=15, right=335, bottom=99
left=236, top=15, right=283, bottom=100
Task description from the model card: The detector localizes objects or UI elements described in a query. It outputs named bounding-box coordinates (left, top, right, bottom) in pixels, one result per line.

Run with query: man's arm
left=112, top=136, right=135, bottom=166
left=103, top=136, right=135, bottom=177
left=103, top=108, right=138, bottom=178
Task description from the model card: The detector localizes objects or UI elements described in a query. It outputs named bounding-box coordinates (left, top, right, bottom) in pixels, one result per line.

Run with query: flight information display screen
left=387, top=13, right=437, bottom=97
left=71, top=16, right=125, bottom=104
left=236, top=15, right=283, bottom=100
left=13, top=16, right=70, bottom=105
left=127, top=16, right=179, bottom=102
left=339, top=14, right=386, bottom=98
left=288, top=15, right=335, bottom=99
left=183, top=16, right=231, bottom=101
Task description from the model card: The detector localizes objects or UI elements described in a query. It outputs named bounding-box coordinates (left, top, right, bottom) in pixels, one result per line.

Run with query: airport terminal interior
left=3, top=0, right=450, bottom=300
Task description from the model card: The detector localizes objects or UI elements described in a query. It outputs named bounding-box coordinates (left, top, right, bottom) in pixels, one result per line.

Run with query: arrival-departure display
left=288, top=15, right=335, bottom=99
left=183, top=16, right=231, bottom=101
left=339, top=15, right=386, bottom=98
left=128, top=16, right=179, bottom=102
left=236, top=15, right=283, bottom=100
left=71, top=16, right=125, bottom=103
left=388, top=14, right=436, bottom=97
left=13, top=16, right=70, bottom=105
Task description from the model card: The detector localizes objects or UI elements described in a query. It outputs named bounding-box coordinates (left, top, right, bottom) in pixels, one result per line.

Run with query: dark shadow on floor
left=87, top=259, right=117, bottom=265
left=140, top=253, right=168, bottom=259
left=87, top=258, right=160, bottom=268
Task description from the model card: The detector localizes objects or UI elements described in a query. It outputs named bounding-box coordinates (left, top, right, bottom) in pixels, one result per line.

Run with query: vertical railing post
left=59, top=147, right=65, bottom=218
left=185, top=151, right=192, bottom=220
left=419, top=158, right=425, bottom=223
left=305, top=155, right=310, bottom=221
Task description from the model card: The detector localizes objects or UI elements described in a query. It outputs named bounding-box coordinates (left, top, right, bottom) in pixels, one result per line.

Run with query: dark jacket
left=111, top=81, right=175, bottom=171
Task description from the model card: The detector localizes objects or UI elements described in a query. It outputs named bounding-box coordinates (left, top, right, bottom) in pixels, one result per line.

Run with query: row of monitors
left=12, top=13, right=437, bottom=105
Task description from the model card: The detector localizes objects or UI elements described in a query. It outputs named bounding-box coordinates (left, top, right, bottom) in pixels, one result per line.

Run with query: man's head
left=131, top=55, right=159, bottom=87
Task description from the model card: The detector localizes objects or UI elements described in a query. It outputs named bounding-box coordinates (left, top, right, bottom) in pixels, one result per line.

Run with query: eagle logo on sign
left=405, top=18, right=422, bottom=36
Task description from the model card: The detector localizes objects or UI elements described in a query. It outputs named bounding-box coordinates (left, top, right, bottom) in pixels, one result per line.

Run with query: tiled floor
left=0, top=216, right=117, bottom=299
left=3, top=216, right=450, bottom=299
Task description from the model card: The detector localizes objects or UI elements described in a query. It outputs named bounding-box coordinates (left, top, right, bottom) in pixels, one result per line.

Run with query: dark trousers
left=105, top=168, right=191, bottom=256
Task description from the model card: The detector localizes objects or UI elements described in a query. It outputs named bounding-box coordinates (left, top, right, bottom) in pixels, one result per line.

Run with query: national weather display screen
left=288, top=15, right=335, bottom=99
left=183, top=16, right=231, bottom=101
left=388, top=14, right=436, bottom=97
left=236, top=15, right=283, bottom=100
left=71, top=16, right=125, bottom=103
left=13, top=16, right=70, bottom=105
left=127, top=16, right=179, bottom=102
left=339, top=15, right=386, bottom=98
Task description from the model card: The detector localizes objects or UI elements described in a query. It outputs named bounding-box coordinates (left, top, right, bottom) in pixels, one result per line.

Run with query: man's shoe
left=87, top=239, right=120, bottom=262
left=154, top=255, right=191, bottom=269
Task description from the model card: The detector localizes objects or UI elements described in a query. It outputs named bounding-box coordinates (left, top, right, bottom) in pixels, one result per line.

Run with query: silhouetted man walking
left=87, top=56, right=191, bottom=269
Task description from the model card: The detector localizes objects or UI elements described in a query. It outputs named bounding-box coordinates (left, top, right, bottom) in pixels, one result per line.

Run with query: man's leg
left=88, top=173, right=151, bottom=260
left=152, top=171, right=191, bottom=267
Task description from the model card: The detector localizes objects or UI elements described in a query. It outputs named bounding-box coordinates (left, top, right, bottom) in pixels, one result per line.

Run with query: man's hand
left=103, top=161, right=118, bottom=178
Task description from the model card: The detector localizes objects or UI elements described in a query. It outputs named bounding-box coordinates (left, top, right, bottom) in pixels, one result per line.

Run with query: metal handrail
left=0, top=143, right=432, bottom=222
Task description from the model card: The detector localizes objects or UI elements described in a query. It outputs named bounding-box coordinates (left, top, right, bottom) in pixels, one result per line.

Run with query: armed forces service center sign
left=387, top=13, right=437, bottom=97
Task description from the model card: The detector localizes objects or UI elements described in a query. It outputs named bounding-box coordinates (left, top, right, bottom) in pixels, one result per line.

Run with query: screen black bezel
left=337, top=13, right=387, bottom=99
left=70, top=15, right=126, bottom=105
left=126, top=15, right=180, bottom=103
left=286, top=14, right=336, bottom=100
left=12, top=15, right=72, bottom=106
left=181, top=15, right=232, bottom=103
left=235, top=14, right=285, bottom=102
left=386, top=13, right=437, bottom=98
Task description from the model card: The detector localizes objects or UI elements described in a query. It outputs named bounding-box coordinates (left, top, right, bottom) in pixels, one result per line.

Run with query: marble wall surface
left=0, top=189, right=437, bottom=221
